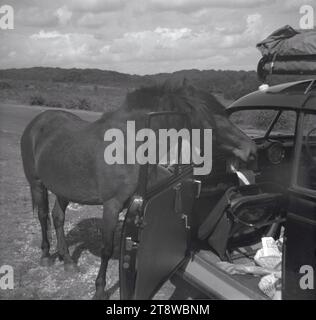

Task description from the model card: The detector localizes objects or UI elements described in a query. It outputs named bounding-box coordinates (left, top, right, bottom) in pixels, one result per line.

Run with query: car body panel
left=228, top=79, right=316, bottom=111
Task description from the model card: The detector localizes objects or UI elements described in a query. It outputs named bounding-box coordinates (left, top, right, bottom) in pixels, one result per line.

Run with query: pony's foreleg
left=52, top=197, right=78, bottom=272
left=31, top=181, right=52, bottom=267
left=94, top=198, right=121, bottom=300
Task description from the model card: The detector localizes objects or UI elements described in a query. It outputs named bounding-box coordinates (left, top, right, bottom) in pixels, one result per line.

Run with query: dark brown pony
left=20, top=78, right=256, bottom=299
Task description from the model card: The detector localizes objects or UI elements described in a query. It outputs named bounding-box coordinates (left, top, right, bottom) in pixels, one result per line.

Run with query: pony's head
left=124, top=77, right=257, bottom=163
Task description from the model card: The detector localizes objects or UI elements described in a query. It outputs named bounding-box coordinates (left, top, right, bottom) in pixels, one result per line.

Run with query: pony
left=20, top=78, right=257, bottom=299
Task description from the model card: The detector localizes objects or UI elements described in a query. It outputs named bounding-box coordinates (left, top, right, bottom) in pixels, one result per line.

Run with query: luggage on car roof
left=256, top=25, right=316, bottom=81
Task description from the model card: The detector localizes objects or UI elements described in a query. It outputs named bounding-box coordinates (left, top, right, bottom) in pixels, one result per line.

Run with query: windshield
left=229, top=109, right=296, bottom=138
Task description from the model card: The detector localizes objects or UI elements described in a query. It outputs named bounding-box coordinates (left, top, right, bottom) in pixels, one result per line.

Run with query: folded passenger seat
left=198, top=183, right=285, bottom=260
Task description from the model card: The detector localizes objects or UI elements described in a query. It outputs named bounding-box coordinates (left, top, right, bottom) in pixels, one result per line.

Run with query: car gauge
left=267, top=142, right=285, bottom=164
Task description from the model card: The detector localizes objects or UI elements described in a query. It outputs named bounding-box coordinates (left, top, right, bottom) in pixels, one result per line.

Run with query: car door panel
left=120, top=166, right=196, bottom=300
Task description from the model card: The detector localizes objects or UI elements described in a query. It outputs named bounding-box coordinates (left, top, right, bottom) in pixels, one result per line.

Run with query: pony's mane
left=100, top=78, right=227, bottom=128
left=124, top=78, right=226, bottom=117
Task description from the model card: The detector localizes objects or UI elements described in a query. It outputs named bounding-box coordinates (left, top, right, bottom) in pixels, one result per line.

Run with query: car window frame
left=228, top=106, right=297, bottom=139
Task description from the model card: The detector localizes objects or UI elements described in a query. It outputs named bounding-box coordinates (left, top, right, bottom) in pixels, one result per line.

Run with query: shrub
left=29, top=95, right=46, bottom=106
left=77, top=98, right=91, bottom=110
left=46, top=100, right=63, bottom=109
left=67, top=98, right=92, bottom=110
left=0, top=81, right=12, bottom=90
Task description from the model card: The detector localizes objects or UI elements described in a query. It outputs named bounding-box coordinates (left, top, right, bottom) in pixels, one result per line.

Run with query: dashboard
left=226, top=135, right=295, bottom=188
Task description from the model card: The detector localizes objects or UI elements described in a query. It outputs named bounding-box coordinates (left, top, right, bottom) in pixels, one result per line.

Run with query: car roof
left=228, top=79, right=316, bottom=112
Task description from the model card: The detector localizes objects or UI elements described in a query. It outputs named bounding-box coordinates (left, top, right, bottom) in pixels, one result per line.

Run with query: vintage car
left=119, top=79, right=316, bottom=300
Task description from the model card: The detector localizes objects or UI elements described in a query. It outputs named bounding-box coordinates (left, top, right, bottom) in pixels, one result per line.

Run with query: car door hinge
left=129, top=196, right=143, bottom=214
left=134, top=215, right=147, bottom=228
left=125, top=237, right=139, bottom=251
left=181, top=214, right=190, bottom=230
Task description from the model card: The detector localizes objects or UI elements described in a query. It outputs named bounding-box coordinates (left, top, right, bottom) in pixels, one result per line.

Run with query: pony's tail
left=21, top=120, right=52, bottom=241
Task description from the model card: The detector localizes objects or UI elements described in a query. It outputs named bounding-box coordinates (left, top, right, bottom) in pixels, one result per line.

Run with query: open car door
left=119, top=112, right=199, bottom=300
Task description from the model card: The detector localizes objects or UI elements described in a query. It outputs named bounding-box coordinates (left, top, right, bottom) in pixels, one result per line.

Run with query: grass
left=0, top=79, right=235, bottom=112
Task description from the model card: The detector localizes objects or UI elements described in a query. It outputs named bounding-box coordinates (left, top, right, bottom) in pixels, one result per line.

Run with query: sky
left=0, top=0, right=315, bottom=75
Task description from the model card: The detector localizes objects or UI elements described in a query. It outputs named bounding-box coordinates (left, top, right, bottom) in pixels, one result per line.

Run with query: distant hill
left=0, top=67, right=310, bottom=100
left=0, top=67, right=311, bottom=112
left=0, top=67, right=145, bottom=88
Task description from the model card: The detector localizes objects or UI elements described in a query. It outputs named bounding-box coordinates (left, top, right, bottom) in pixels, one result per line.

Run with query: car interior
left=186, top=107, right=303, bottom=297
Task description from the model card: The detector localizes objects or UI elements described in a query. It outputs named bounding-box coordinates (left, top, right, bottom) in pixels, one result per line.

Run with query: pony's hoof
left=40, top=256, right=53, bottom=267
left=93, top=290, right=108, bottom=300
left=64, top=262, right=79, bottom=273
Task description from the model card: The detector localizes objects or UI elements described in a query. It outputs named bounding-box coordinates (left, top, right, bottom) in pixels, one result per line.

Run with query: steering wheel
left=305, top=127, right=316, bottom=164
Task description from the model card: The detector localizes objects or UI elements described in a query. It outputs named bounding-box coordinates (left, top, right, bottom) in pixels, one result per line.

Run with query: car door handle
left=193, top=179, right=202, bottom=198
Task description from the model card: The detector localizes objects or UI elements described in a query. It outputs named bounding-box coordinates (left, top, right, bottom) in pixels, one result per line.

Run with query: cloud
left=77, top=12, right=114, bottom=28
left=220, top=13, right=263, bottom=48
left=278, top=0, right=315, bottom=10
left=16, top=6, right=58, bottom=27
left=27, top=30, right=100, bottom=67
left=104, top=13, right=264, bottom=62
left=24, top=27, right=218, bottom=71
left=4, top=8, right=265, bottom=74
left=30, top=30, right=68, bottom=40
left=69, top=0, right=128, bottom=13
left=149, top=0, right=275, bottom=12
left=1, top=0, right=299, bottom=74
left=105, top=27, right=208, bottom=62
left=118, top=28, right=199, bottom=63
left=55, top=6, right=73, bottom=25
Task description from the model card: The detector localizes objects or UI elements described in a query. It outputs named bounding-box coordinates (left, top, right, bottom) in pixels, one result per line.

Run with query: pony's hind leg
left=52, top=197, right=78, bottom=272
left=31, top=181, right=53, bottom=267
left=94, top=198, right=122, bottom=300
